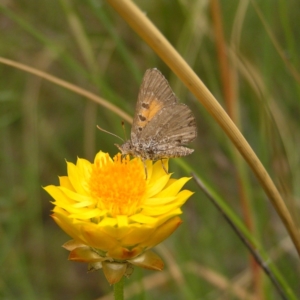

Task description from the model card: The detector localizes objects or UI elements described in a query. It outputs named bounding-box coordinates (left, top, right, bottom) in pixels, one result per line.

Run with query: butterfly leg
left=160, top=159, right=168, bottom=174
left=142, top=159, right=148, bottom=180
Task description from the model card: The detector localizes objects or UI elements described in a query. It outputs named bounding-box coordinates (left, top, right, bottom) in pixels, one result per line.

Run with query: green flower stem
left=114, top=277, right=124, bottom=300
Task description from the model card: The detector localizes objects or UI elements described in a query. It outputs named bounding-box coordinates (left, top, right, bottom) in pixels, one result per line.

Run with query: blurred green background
left=1, top=0, right=300, bottom=299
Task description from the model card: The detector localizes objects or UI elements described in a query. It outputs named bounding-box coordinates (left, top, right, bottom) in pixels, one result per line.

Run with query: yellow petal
left=140, top=216, right=182, bottom=248
left=129, top=214, right=157, bottom=224
left=176, top=190, right=194, bottom=206
left=116, top=215, right=128, bottom=227
left=146, top=174, right=170, bottom=198
left=44, top=185, right=73, bottom=206
left=154, top=208, right=183, bottom=227
left=94, top=151, right=113, bottom=165
left=76, top=157, right=92, bottom=179
left=156, top=177, right=191, bottom=197
left=142, top=203, right=182, bottom=216
left=69, top=208, right=104, bottom=219
left=67, top=161, right=90, bottom=195
left=59, top=186, right=92, bottom=204
left=59, top=176, right=75, bottom=190
left=98, top=217, right=118, bottom=227
left=150, top=159, right=168, bottom=182
left=80, top=224, right=119, bottom=251
left=118, top=225, right=156, bottom=245
left=143, top=196, right=176, bottom=206
left=51, top=213, right=84, bottom=242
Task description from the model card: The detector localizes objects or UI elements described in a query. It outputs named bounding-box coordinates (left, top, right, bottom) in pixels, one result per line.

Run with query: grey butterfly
left=116, top=68, right=197, bottom=172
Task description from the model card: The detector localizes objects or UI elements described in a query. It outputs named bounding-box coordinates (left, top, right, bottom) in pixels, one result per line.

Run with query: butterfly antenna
left=121, top=121, right=128, bottom=140
left=97, top=125, right=124, bottom=142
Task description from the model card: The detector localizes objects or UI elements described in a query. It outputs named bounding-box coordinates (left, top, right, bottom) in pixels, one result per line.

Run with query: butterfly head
left=115, top=140, right=134, bottom=156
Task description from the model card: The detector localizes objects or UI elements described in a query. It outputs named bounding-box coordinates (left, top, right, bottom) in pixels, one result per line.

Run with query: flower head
left=44, top=151, right=193, bottom=283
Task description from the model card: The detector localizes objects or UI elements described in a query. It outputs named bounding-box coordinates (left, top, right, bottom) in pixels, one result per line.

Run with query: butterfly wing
left=141, top=103, right=197, bottom=146
left=131, top=68, right=178, bottom=145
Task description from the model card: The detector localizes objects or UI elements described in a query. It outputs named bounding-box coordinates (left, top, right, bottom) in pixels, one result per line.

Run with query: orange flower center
left=88, top=153, right=146, bottom=216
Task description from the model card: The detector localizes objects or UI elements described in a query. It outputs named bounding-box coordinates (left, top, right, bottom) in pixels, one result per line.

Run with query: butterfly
left=115, top=68, right=197, bottom=175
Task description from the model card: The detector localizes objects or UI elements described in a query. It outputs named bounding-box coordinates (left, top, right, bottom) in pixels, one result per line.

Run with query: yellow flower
left=44, top=151, right=193, bottom=283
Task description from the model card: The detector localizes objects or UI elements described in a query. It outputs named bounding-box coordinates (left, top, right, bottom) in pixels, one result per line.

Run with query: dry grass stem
left=106, top=0, right=300, bottom=256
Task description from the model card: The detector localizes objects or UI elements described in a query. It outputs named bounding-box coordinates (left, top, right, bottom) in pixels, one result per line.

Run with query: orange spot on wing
left=137, top=98, right=163, bottom=127
left=148, top=99, right=163, bottom=120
